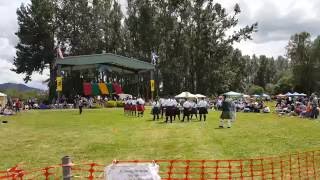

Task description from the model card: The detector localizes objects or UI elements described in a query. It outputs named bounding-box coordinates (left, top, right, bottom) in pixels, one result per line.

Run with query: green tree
left=287, top=32, right=316, bottom=94
left=13, top=0, right=56, bottom=99
left=248, top=85, right=264, bottom=95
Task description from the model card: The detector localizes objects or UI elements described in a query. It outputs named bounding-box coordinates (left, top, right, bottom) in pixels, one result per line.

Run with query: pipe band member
left=137, top=97, right=145, bottom=117
left=198, top=98, right=209, bottom=121
left=182, top=100, right=192, bottom=122
left=131, top=97, right=137, bottom=116
left=152, top=99, right=161, bottom=120
left=165, top=98, right=175, bottom=123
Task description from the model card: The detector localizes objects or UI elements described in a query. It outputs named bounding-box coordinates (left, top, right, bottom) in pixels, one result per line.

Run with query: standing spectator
left=311, top=95, right=319, bottom=119
left=78, top=98, right=83, bottom=115
left=219, top=96, right=232, bottom=128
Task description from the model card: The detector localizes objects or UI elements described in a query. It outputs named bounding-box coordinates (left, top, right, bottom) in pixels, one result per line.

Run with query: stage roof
left=56, top=53, right=155, bottom=73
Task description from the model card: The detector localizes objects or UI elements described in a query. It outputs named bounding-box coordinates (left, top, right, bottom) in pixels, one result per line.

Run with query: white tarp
left=105, top=163, right=161, bottom=180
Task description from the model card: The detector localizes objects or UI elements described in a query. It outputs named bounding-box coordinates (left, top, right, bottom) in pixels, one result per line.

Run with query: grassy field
left=0, top=108, right=320, bottom=169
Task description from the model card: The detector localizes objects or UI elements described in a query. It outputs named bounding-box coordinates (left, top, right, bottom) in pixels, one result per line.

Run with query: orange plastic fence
left=1, top=150, right=320, bottom=179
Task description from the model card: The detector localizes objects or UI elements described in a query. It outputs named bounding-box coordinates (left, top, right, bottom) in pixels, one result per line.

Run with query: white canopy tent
left=195, top=94, right=206, bottom=98
left=117, top=93, right=132, bottom=100
left=0, top=92, right=7, bottom=107
left=285, top=92, right=293, bottom=96
left=223, top=91, right=242, bottom=97
left=175, top=92, right=197, bottom=98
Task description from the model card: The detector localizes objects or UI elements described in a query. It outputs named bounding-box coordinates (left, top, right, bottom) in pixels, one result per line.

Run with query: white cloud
left=0, top=59, right=49, bottom=89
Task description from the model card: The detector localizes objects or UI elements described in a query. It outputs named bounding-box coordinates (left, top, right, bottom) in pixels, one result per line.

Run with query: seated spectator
left=263, top=106, right=271, bottom=113
left=275, top=104, right=283, bottom=114
left=3, top=107, right=15, bottom=116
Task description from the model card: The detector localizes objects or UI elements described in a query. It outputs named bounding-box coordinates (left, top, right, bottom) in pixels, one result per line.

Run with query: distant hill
left=0, top=83, right=42, bottom=92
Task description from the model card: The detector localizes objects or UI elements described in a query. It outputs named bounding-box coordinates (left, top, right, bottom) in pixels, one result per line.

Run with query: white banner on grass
left=105, top=163, right=161, bottom=180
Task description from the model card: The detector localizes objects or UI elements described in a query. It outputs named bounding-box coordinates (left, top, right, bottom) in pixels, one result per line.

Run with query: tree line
left=13, top=0, right=319, bottom=100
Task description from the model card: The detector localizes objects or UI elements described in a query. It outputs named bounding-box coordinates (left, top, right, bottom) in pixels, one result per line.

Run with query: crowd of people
left=0, top=98, right=40, bottom=116
left=214, top=97, right=271, bottom=113
left=275, top=94, right=319, bottom=119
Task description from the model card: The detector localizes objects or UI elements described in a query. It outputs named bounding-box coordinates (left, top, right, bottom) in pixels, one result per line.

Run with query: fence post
left=62, top=156, right=72, bottom=180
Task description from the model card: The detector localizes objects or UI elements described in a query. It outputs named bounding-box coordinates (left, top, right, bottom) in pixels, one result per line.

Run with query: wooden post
left=62, top=156, right=72, bottom=180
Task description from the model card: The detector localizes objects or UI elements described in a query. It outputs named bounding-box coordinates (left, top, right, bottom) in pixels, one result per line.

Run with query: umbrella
left=261, top=93, right=270, bottom=97
left=223, top=91, right=242, bottom=97
left=175, top=92, right=197, bottom=98
left=300, top=93, right=307, bottom=96
left=195, top=94, right=206, bottom=98
left=252, top=94, right=260, bottom=97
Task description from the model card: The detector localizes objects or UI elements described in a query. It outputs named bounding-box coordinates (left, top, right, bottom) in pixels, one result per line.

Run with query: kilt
left=220, top=111, right=232, bottom=119
left=137, top=105, right=145, bottom=112
left=199, top=107, right=208, bottom=114
left=152, top=107, right=160, bottom=115
left=166, top=106, right=173, bottom=116
left=191, top=108, right=198, bottom=114
left=173, top=107, right=180, bottom=115
left=131, top=105, right=137, bottom=111
left=124, top=104, right=129, bottom=111
left=183, top=108, right=191, bottom=116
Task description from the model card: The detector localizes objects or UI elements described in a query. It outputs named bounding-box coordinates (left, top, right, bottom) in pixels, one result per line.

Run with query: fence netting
left=1, top=150, right=320, bottom=179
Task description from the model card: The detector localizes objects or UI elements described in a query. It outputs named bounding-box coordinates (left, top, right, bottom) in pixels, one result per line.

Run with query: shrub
left=106, top=101, right=117, bottom=108
left=117, top=101, right=124, bottom=107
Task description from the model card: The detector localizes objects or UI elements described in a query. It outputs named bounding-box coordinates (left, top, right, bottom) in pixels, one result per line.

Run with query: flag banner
left=83, top=83, right=92, bottom=96
left=98, top=83, right=109, bottom=95
left=92, top=83, right=101, bottom=96
left=56, top=77, right=62, bottom=92
left=150, top=80, right=155, bottom=92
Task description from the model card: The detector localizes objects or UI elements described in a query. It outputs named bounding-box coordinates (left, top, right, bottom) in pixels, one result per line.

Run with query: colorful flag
left=150, top=80, right=155, bottom=92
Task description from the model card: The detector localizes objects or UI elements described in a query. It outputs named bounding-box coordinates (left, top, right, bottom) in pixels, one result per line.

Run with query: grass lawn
left=0, top=108, right=320, bottom=169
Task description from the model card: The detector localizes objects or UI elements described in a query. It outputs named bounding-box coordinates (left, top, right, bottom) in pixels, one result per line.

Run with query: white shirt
left=183, top=101, right=192, bottom=108
left=172, top=99, right=178, bottom=107
left=152, top=101, right=160, bottom=108
left=160, top=98, right=166, bottom=106
left=137, top=98, right=145, bottom=105
left=131, top=100, right=137, bottom=105
left=197, top=100, right=208, bottom=108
